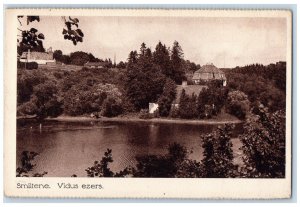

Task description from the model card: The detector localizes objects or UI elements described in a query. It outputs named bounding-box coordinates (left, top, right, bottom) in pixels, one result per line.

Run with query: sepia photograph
left=4, top=8, right=292, bottom=199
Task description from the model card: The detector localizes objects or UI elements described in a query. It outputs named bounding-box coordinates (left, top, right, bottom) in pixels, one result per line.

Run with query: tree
left=201, top=124, right=237, bottom=178
left=153, top=41, right=171, bottom=77
left=70, top=51, right=90, bottom=66
left=178, top=90, right=197, bottom=119
left=17, top=16, right=84, bottom=55
left=226, top=90, right=250, bottom=119
left=53, top=50, right=63, bottom=62
left=127, top=50, right=138, bottom=65
left=61, top=55, right=71, bottom=65
left=140, top=42, right=147, bottom=57
left=86, top=149, right=132, bottom=177
left=158, top=78, right=177, bottom=117
left=117, top=61, right=126, bottom=69
left=16, top=151, right=47, bottom=177
left=133, top=143, right=193, bottom=177
left=32, top=81, right=63, bottom=119
left=170, top=41, right=185, bottom=84
left=101, top=96, right=123, bottom=117
left=125, top=44, right=166, bottom=110
left=239, top=105, right=285, bottom=178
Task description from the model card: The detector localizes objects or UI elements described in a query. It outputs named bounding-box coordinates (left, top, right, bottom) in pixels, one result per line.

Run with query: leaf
left=30, top=28, right=38, bottom=33
left=38, top=33, right=45, bottom=39
left=76, top=29, right=84, bottom=37
left=62, top=28, right=67, bottom=34
left=69, top=16, right=79, bottom=23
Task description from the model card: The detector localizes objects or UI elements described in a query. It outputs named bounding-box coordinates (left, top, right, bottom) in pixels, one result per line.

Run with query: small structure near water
left=149, top=103, right=159, bottom=114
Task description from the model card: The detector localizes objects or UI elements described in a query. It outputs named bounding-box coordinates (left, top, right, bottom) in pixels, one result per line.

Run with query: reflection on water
left=17, top=120, right=243, bottom=177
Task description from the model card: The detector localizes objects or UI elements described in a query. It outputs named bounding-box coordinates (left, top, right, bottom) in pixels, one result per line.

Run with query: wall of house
left=149, top=103, right=159, bottom=114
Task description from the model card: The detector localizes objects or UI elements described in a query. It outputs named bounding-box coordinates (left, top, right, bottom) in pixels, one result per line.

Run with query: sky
left=18, top=16, right=287, bottom=68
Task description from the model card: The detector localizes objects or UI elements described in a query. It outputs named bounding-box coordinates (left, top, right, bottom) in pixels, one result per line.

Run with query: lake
left=17, top=119, right=244, bottom=177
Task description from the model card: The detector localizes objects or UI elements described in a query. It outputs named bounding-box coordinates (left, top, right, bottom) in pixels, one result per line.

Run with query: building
left=192, top=63, right=226, bottom=86
left=19, top=47, right=56, bottom=65
left=149, top=103, right=159, bottom=114
left=84, top=62, right=109, bottom=69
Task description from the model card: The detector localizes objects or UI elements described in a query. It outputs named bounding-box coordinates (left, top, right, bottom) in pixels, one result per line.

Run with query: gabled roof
left=192, top=63, right=226, bottom=80
left=194, top=64, right=224, bottom=74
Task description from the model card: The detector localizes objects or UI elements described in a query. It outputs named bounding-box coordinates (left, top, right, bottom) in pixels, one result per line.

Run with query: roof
left=84, top=62, right=108, bottom=67
left=192, top=63, right=225, bottom=81
left=174, top=85, right=207, bottom=104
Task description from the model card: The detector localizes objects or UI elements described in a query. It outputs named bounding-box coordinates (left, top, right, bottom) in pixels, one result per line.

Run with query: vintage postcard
left=4, top=8, right=292, bottom=199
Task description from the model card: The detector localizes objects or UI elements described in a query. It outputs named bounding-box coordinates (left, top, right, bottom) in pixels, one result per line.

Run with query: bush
left=169, top=105, right=179, bottom=118
left=17, top=61, right=38, bottom=70
left=139, top=109, right=153, bottom=119
left=226, top=90, right=250, bottom=119
left=101, top=97, right=123, bottom=117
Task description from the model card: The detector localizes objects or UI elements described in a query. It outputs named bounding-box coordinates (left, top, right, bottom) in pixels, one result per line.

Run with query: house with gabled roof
left=192, top=63, right=226, bottom=86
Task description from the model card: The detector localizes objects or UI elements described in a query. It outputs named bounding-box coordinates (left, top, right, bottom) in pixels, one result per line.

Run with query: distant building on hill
left=192, top=63, right=226, bottom=86
left=84, top=62, right=109, bottom=69
left=19, top=47, right=56, bottom=65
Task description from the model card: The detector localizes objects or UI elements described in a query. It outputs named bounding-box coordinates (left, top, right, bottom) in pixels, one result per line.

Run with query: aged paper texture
left=4, top=8, right=292, bottom=199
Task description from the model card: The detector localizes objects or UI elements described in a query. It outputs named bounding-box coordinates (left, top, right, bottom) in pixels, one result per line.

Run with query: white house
left=19, top=47, right=56, bottom=65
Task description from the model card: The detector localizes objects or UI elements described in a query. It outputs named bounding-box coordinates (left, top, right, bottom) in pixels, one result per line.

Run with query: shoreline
left=45, top=115, right=243, bottom=125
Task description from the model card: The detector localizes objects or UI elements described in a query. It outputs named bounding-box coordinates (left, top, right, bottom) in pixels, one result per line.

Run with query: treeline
left=125, top=41, right=199, bottom=111
left=225, top=62, right=286, bottom=112
left=17, top=40, right=201, bottom=119
left=17, top=68, right=126, bottom=119
left=17, top=41, right=286, bottom=121
left=53, top=50, right=120, bottom=67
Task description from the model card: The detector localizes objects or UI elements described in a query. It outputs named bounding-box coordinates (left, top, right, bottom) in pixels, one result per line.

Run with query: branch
left=17, top=17, right=22, bottom=26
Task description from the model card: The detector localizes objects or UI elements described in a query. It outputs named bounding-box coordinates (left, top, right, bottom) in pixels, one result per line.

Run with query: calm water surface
left=17, top=120, right=243, bottom=177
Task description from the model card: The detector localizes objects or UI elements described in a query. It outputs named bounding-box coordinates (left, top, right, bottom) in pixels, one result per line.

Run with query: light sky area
left=18, top=16, right=287, bottom=68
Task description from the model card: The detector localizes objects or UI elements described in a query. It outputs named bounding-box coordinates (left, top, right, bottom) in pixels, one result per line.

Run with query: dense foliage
left=16, top=151, right=47, bottom=177
left=124, top=41, right=196, bottom=110
left=158, top=78, right=177, bottom=117
left=225, top=62, right=286, bottom=112
left=239, top=105, right=286, bottom=178
left=226, top=90, right=250, bottom=120
left=17, top=61, right=38, bottom=70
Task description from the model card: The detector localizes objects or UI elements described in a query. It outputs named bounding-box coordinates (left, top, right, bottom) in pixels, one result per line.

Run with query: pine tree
left=170, top=41, right=185, bottom=84
left=158, top=78, right=177, bottom=117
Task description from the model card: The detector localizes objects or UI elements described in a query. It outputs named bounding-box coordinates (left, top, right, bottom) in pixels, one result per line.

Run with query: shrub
left=17, top=61, right=38, bottom=70
left=101, top=97, right=123, bottom=117
left=226, top=90, right=250, bottom=119
left=139, top=109, right=153, bottom=119
left=16, top=151, right=47, bottom=177
left=169, top=105, right=179, bottom=118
